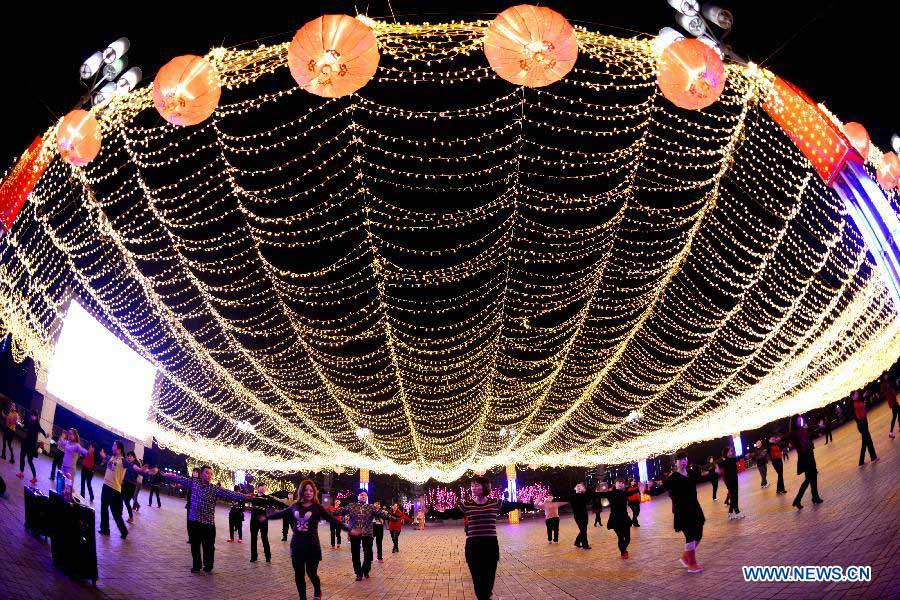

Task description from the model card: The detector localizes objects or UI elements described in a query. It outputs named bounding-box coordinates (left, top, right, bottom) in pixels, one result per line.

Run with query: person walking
left=158, top=465, right=249, bottom=573
left=327, top=499, right=344, bottom=549
left=626, top=479, right=642, bottom=527
left=16, top=409, right=45, bottom=485
left=387, top=502, right=412, bottom=553
left=260, top=480, right=350, bottom=600
left=853, top=391, right=878, bottom=466
left=432, top=476, right=533, bottom=600
left=2, top=403, right=18, bottom=463
left=331, top=490, right=397, bottom=581
left=882, top=374, right=899, bottom=438
left=80, top=443, right=96, bottom=502
left=248, top=482, right=283, bottom=563
left=535, top=495, right=567, bottom=543
left=768, top=437, right=787, bottom=494
left=647, top=452, right=706, bottom=573
left=718, top=447, right=744, bottom=520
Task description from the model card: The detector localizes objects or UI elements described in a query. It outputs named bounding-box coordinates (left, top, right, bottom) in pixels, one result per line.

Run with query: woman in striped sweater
left=433, top=476, right=533, bottom=600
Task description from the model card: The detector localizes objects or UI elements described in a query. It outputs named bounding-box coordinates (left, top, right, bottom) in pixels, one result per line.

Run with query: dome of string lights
left=2, top=13, right=900, bottom=483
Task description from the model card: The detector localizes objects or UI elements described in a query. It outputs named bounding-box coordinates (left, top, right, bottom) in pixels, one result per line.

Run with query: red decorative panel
left=763, top=77, right=855, bottom=185
left=0, top=137, right=49, bottom=231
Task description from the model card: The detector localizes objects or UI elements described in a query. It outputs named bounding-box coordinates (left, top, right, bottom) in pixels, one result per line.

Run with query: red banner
left=762, top=77, right=855, bottom=185
left=0, top=137, right=49, bottom=232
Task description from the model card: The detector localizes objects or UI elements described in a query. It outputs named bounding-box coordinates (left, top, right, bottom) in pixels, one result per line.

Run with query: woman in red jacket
left=387, top=502, right=413, bottom=553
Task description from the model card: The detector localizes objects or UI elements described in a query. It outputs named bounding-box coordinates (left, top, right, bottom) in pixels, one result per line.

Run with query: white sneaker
left=734, top=513, right=745, bottom=520
left=889, top=432, right=895, bottom=439
left=727, top=513, right=734, bottom=520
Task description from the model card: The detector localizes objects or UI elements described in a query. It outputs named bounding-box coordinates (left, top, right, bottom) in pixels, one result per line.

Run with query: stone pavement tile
left=1, top=403, right=899, bottom=599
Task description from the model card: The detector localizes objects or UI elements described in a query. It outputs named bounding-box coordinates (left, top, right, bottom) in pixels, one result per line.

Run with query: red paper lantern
left=0, top=137, right=49, bottom=231
left=288, top=15, right=380, bottom=98
left=152, top=55, right=221, bottom=126
left=877, top=152, right=900, bottom=190
left=657, top=38, right=726, bottom=111
left=843, top=122, right=870, bottom=161
left=484, top=4, right=578, bottom=88
left=57, top=109, right=102, bottom=167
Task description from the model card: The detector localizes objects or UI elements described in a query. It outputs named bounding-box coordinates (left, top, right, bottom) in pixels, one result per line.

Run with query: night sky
left=0, top=1, right=892, bottom=168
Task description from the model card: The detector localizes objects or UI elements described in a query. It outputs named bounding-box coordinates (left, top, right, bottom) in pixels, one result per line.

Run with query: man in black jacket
left=248, top=483, right=285, bottom=563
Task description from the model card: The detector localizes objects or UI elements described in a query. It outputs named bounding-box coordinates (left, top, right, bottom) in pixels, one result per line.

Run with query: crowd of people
left=0, top=369, right=898, bottom=599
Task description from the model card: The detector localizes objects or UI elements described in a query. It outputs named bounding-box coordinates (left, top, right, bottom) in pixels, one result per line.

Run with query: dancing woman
left=567, top=483, right=593, bottom=549
left=535, top=495, right=567, bottom=543
left=387, top=502, right=413, bottom=553
left=773, top=414, right=823, bottom=509
left=432, top=476, right=533, bottom=600
left=262, top=480, right=350, bottom=600
left=592, top=477, right=634, bottom=559
left=16, top=409, right=45, bottom=485
left=647, top=451, right=705, bottom=573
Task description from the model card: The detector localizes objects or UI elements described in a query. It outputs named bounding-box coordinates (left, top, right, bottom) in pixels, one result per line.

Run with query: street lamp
left=77, top=37, right=141, bottom=109
left=660, top=1, right=746, bottom=64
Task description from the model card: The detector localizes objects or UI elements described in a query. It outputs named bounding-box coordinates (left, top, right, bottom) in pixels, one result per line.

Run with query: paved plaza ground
left=1, top=403, right=899, bottom=600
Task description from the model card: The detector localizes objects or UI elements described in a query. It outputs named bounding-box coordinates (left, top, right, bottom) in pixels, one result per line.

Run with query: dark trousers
left=545, top=516, right=559, bottom=542
left=49, top=452, right=62, bottom=480
left=148, top=486, right=161, bottom=507
left=574, top=514, right=589, bottom=547
left=19, top=445, right=36, bottom=478
left=794, top=465, right=820, bottom=504
left=373, top=524, right=384, bottom=560
left=80, top=467, right=94, bottom=501
left=710, top=477, right=718, bottom=500
left=614, top=524, right=630, bottom=554
left=229, top=513, right=243, bottom=540
left=629, top=502, right=640, bottom=526
left=120, top=481, right=135, bottom=519
left=188, top=520, right=216, bottom=571
left=1, top=428, right=14, bottom=461
left=824, top=430, right=833, bottom=443
left=726, top=480, right=739, bottom=513
left=890, top=405, right=900, bottom=432
left=858, top=421, right=877, bottom=464
left=465, top=536, right=499, bottom=600
left=772, top=458, right=786, bottom=493
left=757, top=462, right=768, bottom=486
left=292, top=553, right=321, bottom=600
left=330, top=523, right=342, bottom=547
left=593, top=511, right=602, bottom=526
left=390, top=530, right=401, bottom=552
left=99, top=485, right=127, bottom=536
left=250, top=517, right=271, bottom=561
left=350, top=534, right=374, bottom=576
left=282, top=515, right=290, bottom=540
